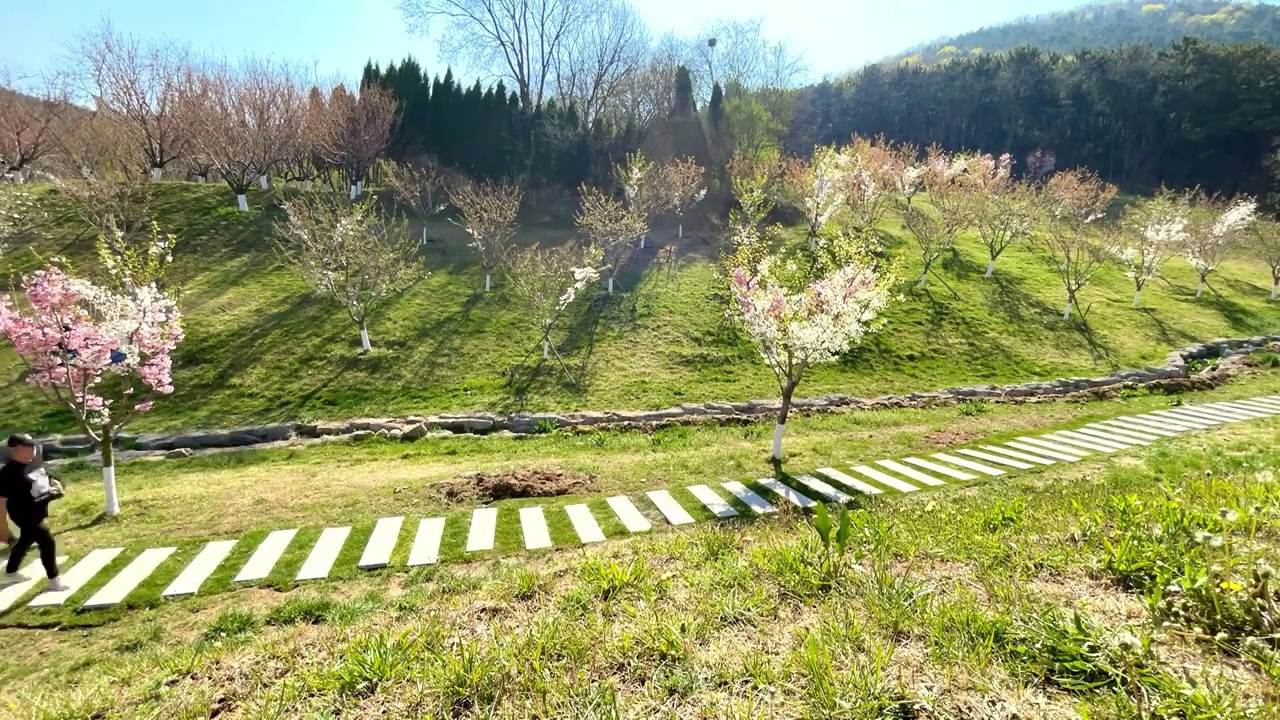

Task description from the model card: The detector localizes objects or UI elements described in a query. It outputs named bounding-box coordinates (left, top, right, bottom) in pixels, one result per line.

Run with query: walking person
left=0, top=434, right=66, bottom=591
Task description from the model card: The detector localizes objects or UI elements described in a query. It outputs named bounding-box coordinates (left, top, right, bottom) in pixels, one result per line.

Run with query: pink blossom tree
left=0, top=263, right=183, bottom=516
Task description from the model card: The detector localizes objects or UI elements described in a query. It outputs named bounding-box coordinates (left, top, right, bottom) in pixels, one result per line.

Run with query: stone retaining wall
left=35, top=335, right=1280, bottom=460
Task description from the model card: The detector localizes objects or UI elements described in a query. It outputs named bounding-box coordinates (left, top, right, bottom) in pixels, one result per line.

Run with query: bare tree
left=503, top=239, right=600, bottom=383
left=76, top=19, right=191, bottom=179
left=317, top=84, right=397, bottom=198
left=400, top=0, right=588, bottom=108
left=694, top=18, right=806, bottom=100
left=0, top=70, right=71, bottom=181
left=241, top=60, right=306, bottom=192
left=1042, top=168, right=1118, bottom=320
left=576, top=184, right=645, bottom=294
left=613, top=34, right=686, bottom=129
left=553, top=0, right=648, bottom=124
left=902, top=148, right=972, bottom=291
left=382, top=157, right=445, bottom=243
left=1248, top=218, right=1280, bottom=301
left=275, top=195, right=424, bottom=352
left=448, top=177, right=522, bottom=291
left=191, top=63, right=262, bottom=210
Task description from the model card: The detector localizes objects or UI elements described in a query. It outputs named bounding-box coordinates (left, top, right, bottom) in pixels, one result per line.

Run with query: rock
left=388, top=429, right=404, bottom=440
left=296, top=423, right=320, bottom=438
left=401, top=423, right=429, bottom=440
left=375, top=429, right=391, bottom=438
left=351, top=430, right=374, bottom=441
left=165, top=448, right=195, bottom=459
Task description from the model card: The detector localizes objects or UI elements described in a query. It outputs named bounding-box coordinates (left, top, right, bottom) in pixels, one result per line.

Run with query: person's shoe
left=46, top=577, right=67, bottom=592
left=0, top=572, right=21, bottom=587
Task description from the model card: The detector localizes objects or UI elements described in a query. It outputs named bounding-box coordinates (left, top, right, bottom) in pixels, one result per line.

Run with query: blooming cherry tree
left=901, top=147, right=972, bottom=290
left=0, top=264, right=183, bottom=515
left=502, top=239, right=601, bottom=385
left=842, top=135, right=898, bottom=237
left=447, top=178, right=522, bottom=292
left=659, top=156, right=705, bottom=240
left=576, top=185, right=647, bottom=295
left=275, top=195, right=424, bottom=352
left=1246, top=218, right=1280, bottom=301
left=781, top=147, right=846, bottom=252
left=1117, top=190, right=1188, bottom=307
left=966, top=153, right=1041, bottom=277
left=1043, top=169, right=1118, bottom=320
left=1185, top=195, right=1257, bottom=298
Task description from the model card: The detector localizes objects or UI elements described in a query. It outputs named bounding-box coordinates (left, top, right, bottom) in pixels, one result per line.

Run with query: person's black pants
left=6, top=521, right=58, bottom=579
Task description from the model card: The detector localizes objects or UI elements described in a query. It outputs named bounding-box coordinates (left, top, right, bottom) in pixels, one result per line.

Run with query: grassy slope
left=2, top=182, right=1278, bottom=436
left=2, top=412, right=1278, bottom=717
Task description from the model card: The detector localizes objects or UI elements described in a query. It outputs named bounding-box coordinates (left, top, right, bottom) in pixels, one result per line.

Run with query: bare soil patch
left=431, top=469, right=596, bottom=504
left=925, top=430, right=981, bottom=447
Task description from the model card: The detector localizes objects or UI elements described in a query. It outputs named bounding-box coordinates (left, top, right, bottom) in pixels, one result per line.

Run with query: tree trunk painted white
left=639, top=234, right=645, bottom=249
left=1062, top=300, right=1072, bottom=321
left=484, top=273, right=491, bottom=292
left=102, top=465, right=119, bottom=516
left=196, top=175, right=206, bottom=184
left=917, top=273, right=927, bottom=288
left=236, top=194, right=248, bottom=212
left=149, top=167, right=162, bottom=182
left=1196, top=280, right=1206, bottom=298
left=607, top=276, right=614, bottom=294
left=808, top=236, right=815, bottom=252
left=350, top=184, right=359, bottom=200
left=359, top=325, right=371, bottom=352
left=771, top=423, right=785, bottom=461
left=678, top=223, right=683, bottom=239
left=357, top=180, right=364, bottom=194
left=258, top=174, right=269, bottom=190
left=542, top=338, right=550, bottom=360
left=1272, top=282, right=1278, bottom=301
left=985, top=259, right=995, bottom=278
left=1133, top=289, right=1142, bottom=307
left=421, top=226, right=427, bottom=245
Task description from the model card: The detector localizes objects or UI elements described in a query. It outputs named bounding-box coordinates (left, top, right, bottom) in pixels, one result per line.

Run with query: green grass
left=2, top=182, right=1279, bottom=435
left=3, top=404, right=1279, bottom=717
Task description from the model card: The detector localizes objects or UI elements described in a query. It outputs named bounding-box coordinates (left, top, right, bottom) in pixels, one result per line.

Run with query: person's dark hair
left=7, top=434, right=35, bottom=448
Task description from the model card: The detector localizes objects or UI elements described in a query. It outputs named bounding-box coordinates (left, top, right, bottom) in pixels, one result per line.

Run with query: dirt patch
left=432, top=469, right=596, bottom=504
left=925, top=430, right=980, bottom=447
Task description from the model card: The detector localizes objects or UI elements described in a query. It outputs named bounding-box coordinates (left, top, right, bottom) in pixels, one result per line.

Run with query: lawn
left=2, top=391, right=1278, bottom=717
left=1, top=182, right=1278, bottom=435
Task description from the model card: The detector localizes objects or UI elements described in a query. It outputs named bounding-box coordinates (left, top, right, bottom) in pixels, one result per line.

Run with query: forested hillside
left=887, top=0, right=1280, bottom=65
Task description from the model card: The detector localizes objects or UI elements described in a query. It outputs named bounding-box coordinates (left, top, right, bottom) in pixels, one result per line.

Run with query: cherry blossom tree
left=888, top=140, right=923, bottom=207
left=901, top=148, right=970, bottom=290
left=503, top=239, right=601, bottom=384
left=616, top=151, right=661, bottom=249
left=0, top=246, right=183, bottom=515
left=1185, top=194, right=1257, bottom=298
left=1247, top=218, right=1280, bottom=301
left=0, top=186, right=40, bottom=255
left=729, top=237, right=891, bottom=461
left=576, top=184, right=646, bottom=294
left=382, top=158, right=445, bottom=244
left=966, top=152, right=1041, bottom=278
left=0, top=70, right=71, bottom=181
left=1042, top=168, right=1118, bottom=320
left=447, top=178, right=522, bottom=292
left=275, top=195, right=424, bottom=352
left=658, top=156, right=705, bottom=239
left=780, top=146, right=845, bottom=252
left=317, top=84, right=398, bottom=199
left=1117, top=190, right=1188, bottom=307
left=842, top=135, right=898, bottom=237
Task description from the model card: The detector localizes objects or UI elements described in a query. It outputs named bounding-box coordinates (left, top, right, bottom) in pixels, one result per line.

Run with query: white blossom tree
left=842, top=135, right=898, bottom=238
left=448, top=178, right=522, bottom=292
left=966, top=152, right=1041, bottom=278
left=1247, top=217, right=1280, bottom=301
left=576, top=184, right=646, bottom=294
left=503, top=239, right=601, bottom=384
left=275, top=195, right=424, bottom=352
left=382, top=158, right=446, bottom=243
left=1117, top=190, right=1188, bottom=307
left=1043, top=168, right=1118, bottom=320
left=616, top=151, right=661, bottom=250
left=780, top=146, right=845, bottom=252
left=901, top=147, right=970, bottom=290
left=1185, top=194, right=1258, bottom=298
left=659, top=156, right=705, bottom=239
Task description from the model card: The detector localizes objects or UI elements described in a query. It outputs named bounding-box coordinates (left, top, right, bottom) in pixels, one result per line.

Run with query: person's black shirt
left=0, top=460, right=48, bottom=526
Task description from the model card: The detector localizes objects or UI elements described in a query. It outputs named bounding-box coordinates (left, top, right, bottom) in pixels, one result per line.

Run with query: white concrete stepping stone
left=646, top=490, right=696, bottom=526
left=720, top=482, right=778, bottom=514
left=931, top=453, right=1006, bottom=477
left=1125, top=413, right=1197, bottom=431
left=84, top=547, right=176, bottom=610
left=816, top=467, right=883, bottom=495
left=1098, top=419, right=1179, bottom=437
left=957, top=448, right=1033, bottom=469
left=519, top=507, right=553, bottom=550
left=0, top=556, right=68, bottom=612
left=1207, top=403, right=1269, bottom=419
left=1196, top=404, right=1260, bottom=420
left=1005, top=440, right=1082, bottom=462
left=163, top=540, right=237, bottom=597
left=850, top=465, right=920, bottom=493
left=236, top=529, right=298, bottom=582
left=875, top=459, right=949, bottom=486
left=1074, top=427, right=1150, bottom=446
left=359, top=516, right=405, bottom=569
left=903, top=457, right=978, bottom=481
left=464, top=508, right=498, bottom=553
left=980, top=445, right=1055, bottom=466
left=408, top=517, right=445, bottom=566
left=756, top=478, right=817, bottom=509
left=1242, top=397, right=1280, bottom=410
left=1087, top=423, right=1162, bottom=442
left=1057, top=429, right=1133, bottom=448
left=1044, top=432, right=1121, bottom=453
left=296, top=528, right=351, bottom=580
left=688, top=485, right=739, bottom=518
left=607, top=496, right=652, bottom=532
left=1227, top=400, right=1280, bottom=415
left=29, top=548, right=122, bottom=608
left=1166, top=407, right=1233, bottom=423
left=795, top=474, right=856, bottom=502
left=1149, top=410, right=1217, bottom=427
left=565, top=504, right=607, bottom=542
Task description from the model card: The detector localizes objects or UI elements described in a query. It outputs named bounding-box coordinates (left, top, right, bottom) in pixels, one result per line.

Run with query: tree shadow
left=1134, top=307, right=1197, bottom=349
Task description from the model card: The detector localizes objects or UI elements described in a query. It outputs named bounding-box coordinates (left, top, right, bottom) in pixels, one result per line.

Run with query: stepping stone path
left=8, top=395, right=1279, bottom=615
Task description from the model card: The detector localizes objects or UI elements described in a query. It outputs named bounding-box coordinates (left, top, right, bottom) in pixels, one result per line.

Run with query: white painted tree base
left=258, top=175, right=269, bottom=190
left=985, top=259, right=995, bottom=277
left=771, top=423, right=784, bottom=460
left=150, top=168, right=162, bottom=181
left=102, top=465, right=119, bottom=516
left=359, top=327, right=371, bottom=352
left=1133, top=290, right=1142, bottom=307
left=237, top=194, right=248, bottom=212
left=1062, top=301, right=1072, bottom=321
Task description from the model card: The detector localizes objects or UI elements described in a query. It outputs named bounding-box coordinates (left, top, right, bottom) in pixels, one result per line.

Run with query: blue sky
left=1, top=0, right=1091, bottom=86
